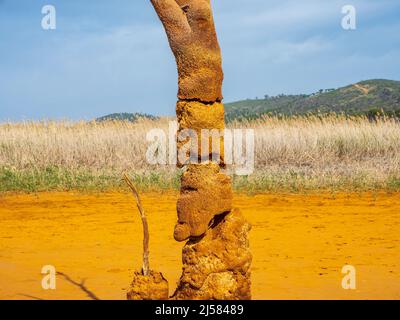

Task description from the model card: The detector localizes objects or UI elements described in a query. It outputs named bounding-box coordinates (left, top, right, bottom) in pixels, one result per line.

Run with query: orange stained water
left=0, top=191, right=399, bottom=300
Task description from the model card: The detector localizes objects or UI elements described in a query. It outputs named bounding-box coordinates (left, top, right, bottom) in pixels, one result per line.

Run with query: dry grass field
left=0, top=115, right=399, bottom=193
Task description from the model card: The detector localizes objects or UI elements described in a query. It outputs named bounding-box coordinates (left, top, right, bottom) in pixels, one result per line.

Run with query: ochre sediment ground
left=0, top=191, right=399, bottom=300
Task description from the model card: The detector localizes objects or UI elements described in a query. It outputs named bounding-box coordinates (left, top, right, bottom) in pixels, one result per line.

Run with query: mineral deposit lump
left=127, top=271, right=169, bottom=300
left=173, top=1, right=223, bottom=102
left=175, top=42, right=223, bottom=102
left=174, top=163, right=232, bottom=242
left=176, top=101, right=225, bottom=167
left=151, top=0, right=223, bottom=102
left=173, top=209, right=252, bottom=300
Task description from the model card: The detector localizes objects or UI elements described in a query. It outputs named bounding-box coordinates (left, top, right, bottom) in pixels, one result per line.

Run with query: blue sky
left=0, top=0, right=399, bottom=121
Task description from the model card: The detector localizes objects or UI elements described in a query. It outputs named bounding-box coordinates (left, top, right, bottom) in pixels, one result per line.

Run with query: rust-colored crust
left=150, top=0, right=223, bottom=102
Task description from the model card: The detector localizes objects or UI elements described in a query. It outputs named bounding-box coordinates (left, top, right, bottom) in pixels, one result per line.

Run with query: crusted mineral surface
left=176, top=100, right=225, bottom=166
left=173, top=209, right=252, bottom=300
left=174, top=163, right=232, bottom=242
left=176, top=100, right=224, bottom=131
left=127, top=271, right=169, bottom=300
left=150, top=0, right=223, bottom=102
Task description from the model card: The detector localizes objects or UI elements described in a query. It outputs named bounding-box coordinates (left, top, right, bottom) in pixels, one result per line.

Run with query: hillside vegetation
left=225, top=79, right=400, bottom=121
left=96, top=112, right=157, bottom=122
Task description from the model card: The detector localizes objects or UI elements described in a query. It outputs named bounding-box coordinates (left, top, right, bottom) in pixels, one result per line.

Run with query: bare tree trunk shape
left=150, top=0, right=252, bottom=300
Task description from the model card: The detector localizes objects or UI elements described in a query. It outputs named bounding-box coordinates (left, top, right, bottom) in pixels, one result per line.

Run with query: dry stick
left=123, top=174, right=150, bottom=276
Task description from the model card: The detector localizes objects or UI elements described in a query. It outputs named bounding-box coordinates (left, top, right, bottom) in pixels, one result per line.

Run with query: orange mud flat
left=0, top=192, right=399, bottom=300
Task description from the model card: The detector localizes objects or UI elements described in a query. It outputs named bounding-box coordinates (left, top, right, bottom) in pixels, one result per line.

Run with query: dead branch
left=57, top=272, right=100, bottom=300
left=123, top=173, right=150, bottom=276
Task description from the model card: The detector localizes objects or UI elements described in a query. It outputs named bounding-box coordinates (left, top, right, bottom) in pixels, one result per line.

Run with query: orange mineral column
left=150, top=0, right=252, bottom=300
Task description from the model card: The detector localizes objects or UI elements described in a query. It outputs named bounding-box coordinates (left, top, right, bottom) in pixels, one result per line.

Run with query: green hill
left=96, top=112, right=158, bottom=122
left=225, top=79, right=400, bottom=121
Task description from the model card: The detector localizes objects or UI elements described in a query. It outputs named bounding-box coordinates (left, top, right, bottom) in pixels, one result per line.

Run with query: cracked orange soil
left=0, top=191, right=399, bottom=300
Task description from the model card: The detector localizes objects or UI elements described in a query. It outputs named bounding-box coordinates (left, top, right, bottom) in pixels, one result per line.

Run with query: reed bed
left=1, top=115, right=399, bottom=192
